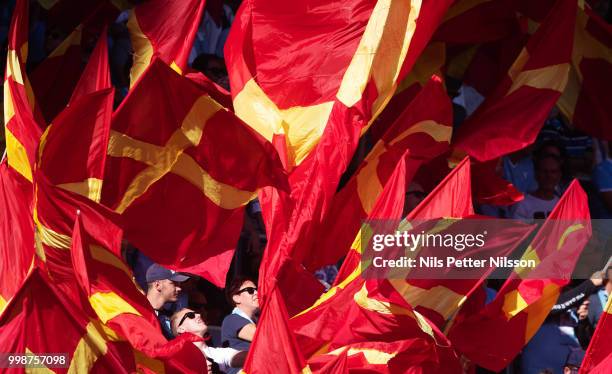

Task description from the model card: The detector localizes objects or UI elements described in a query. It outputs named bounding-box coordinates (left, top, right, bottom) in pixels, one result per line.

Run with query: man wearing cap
left=146, top=263, right=190, bottom=340
left=563, top=348, right=585, bottom=374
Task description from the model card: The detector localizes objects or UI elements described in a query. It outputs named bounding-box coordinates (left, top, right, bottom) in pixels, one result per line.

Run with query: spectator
left=192, top=53, right=229, bottom=90
left=146, top=264, right=190, bottom=340
left=221, top=276, right=258, bottom=373
left=172, top=308, right=247, bottom=373
left=575, top=264, right=612, bottom=349
left=502, top=145, right=537, bottom=195
left=188, top=1, right=234, bottom=62
left=592, top=141, right=612, bottom=218
left=563, top=348, right=585, bottom=374
left=521, top=273, right=602, bottom=374
left=403, top=182, right=426, bottom=217
left=511, top=154, right=563, bottom=220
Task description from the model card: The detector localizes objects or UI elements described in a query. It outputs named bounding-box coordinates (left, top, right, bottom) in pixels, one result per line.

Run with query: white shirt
left=232, top=307, right=255, bottom=324
left=511, top=193, right=559, bottom=220
left=197, top=344, right=239, bottom=372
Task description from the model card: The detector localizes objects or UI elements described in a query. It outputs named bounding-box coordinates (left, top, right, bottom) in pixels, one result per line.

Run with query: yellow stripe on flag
left=233, top=78, right=334, bottom=169
left=25, top=348, right=54, bottom=374
left=107, top=96, right=257, bottom=213
left=388, top=281, right=467, bottom=322
left=524, top=283, right=561, bottom=342
left=502, top=289, right=529, bottom=320
left=89, top=292, right=142, bottom=324
left=337, top=0, right=421, bottom=110
left=127, top=10, right=154, bottom=87
left=58, top=179, right=104, bottom=203
left=4, top=127, right=33, bottom=182
left=515, top=245, right=541, bottom=279
left=6, top=49, right=25, bottom=84
left=134, top=350, right=166, bottom=374
left=506, top=49, right=570, bottom=96
left=67, top=320, right=123, bottom=374
left=48, top=26, right=82, bottom=58
left=4, top=80, right=15, bottom=123
left=34, top=208, right=72, bottom=250
left=327, top=346, right=397, bottom=365
left=557, top=224, right=584, bottom=250
left=0, top=294, right=7, bottom=314
left=353, top=283, right=436, bottom=341
left=389, top=120, right=452, bottom=145
left=89, top=245, right=143, bottom=292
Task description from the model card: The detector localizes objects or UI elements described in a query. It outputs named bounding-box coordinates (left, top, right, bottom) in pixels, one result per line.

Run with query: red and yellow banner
left=128, top=0, right=205, bottom=86
left=226, top=0, right=454, bottom=305
left=448, top=180, right=592, bottom=371
left=0, top=269, right=138, bottom=373
left=304, top=75, right=453, bottom=272
left=70, top=26, right=112, bottom=102
left=242, top=286, right=311, bottom=374
left=453, top=0, right=576, bottom=162
left=71, top=208, right=207, bottom=373
left=557, top=5, right=612, bottom=140
left=290, top=157, right=462, bottom=373
left=4, top=0, right=43, bottom=183
left=30, top=26, right=85, bottom=123
left=101, top=58, right=287, bottom=287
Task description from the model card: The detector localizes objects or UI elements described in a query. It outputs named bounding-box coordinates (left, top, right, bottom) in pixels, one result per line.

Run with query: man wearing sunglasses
left=171, top=308, right=247, bottom=373
left=221, top=276, right=259, bottom=373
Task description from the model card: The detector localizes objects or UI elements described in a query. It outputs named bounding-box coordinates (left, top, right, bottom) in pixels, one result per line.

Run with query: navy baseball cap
left=565, top=349, right=585, bottom=368
left=146, top=264, right=190, bottom=283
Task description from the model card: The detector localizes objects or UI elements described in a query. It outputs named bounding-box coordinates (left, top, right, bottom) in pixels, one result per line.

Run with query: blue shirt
left=521, top=321, right=580, bottom=374
left=221, top=310, right=254, bottom=374
left=502, top=156, right=537, bottom=194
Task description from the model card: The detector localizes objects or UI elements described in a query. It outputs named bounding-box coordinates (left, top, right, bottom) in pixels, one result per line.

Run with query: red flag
left=33, top=173, right=122, bottom=311
left=226, top=0, right=454, bottom=304
left=128, top=0, right=205, bottom=86
left=448, top=180, right=592, bottom=371
left=70, top=26, right=112, bottom=102
left=558, top=6, right=612, bottom=140
left=433, top=0, right=520, bottom=44
left=291, top=157, right=458, bottom=370
left=101, top=58, right=287, bottom=287
left=0, top=161, right=34, bottom=314
left=40, top=0, right=126, bottom=35
left=461, top=32, right=529, bottom=98
left=30, top=26, right=85, bottom=122
left=38, top=88, right=114, bottom=203
left=471, top=159, right=524, bottom=206
left=186, top=70, right=234, bottom=111
left=581, top=297, right=612, bottom=373
left=453, top=0, right=576, bottom=162
left=304, top=75, right=453, bottom=272
left=242, top=286, right=310, bottom=374
left=367, top=158, right=518, bottom=330
left=4, top=0, right=43, bottom=182
left=70, top=207, right=207, bottom=373
left=308, top=339, right=459, bottom=374
left=0, top=269, right=136, bottom=373
left=369, top=42, right=446, bottom=144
